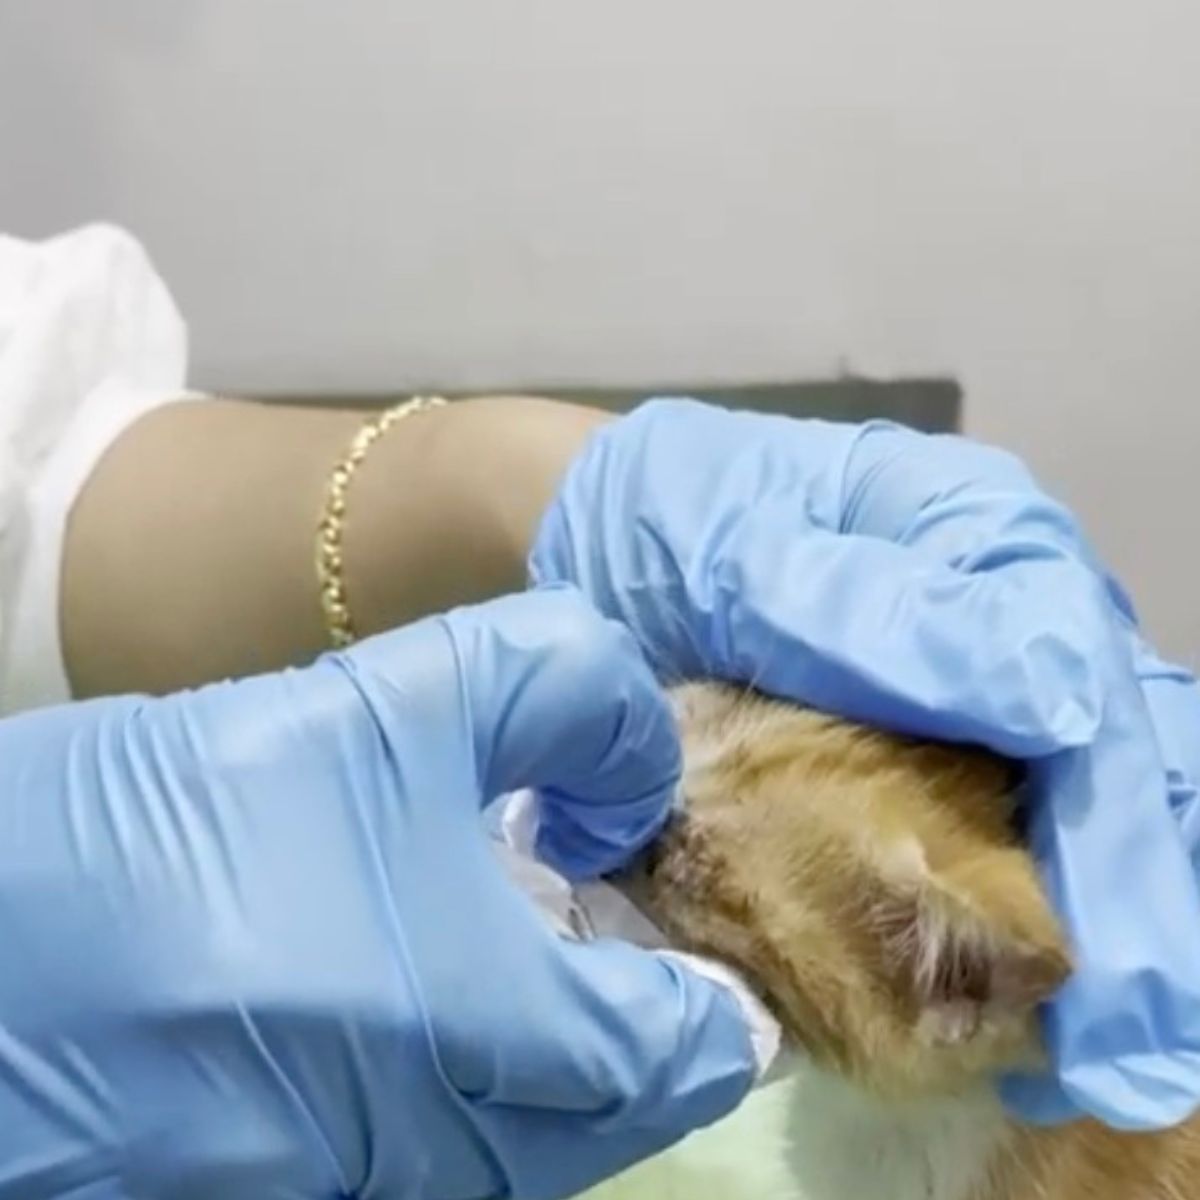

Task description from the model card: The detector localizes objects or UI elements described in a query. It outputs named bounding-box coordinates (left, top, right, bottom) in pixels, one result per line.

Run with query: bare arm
left=61, top=396, right=611, bottom=697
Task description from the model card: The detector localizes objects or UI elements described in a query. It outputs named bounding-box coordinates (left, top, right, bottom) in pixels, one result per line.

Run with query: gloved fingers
left=1008, top=692, right=1200, bottom=1130
left=531, top=404, right=1114, bottom=757
left=436, top=938, right=755, bottom=1200
left=1131, top=634, right=1200, bottom=853
left=705, top=513, right=1109, bottom=758
left=443, top=587, right=683, bottom=879
left=838, top=425, right=1118, bottom=584
left=329, top=588, right=680, bottom=878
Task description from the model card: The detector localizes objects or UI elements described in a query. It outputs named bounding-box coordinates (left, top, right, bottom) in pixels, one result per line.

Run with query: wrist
left=339, top=396, right=611, bottom=638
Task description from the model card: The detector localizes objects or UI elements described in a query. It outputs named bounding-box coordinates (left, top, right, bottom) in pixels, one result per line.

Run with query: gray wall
left=2, top=1, right=1196, bottom=660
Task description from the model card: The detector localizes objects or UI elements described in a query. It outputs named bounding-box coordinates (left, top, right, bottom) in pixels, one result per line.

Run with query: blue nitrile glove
left=0, top=588, right=754, bottom=1200
left=530, top=397, right=1200, bottom=1132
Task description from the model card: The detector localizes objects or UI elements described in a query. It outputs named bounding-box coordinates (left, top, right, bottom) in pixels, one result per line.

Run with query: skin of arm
left=61, top=396, right=611, bottom=697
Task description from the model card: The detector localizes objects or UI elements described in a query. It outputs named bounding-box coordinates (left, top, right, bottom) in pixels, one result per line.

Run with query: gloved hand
left=0, top=587, right=754, bottom=1199
left=531, top=397, right=1200, bottom=1131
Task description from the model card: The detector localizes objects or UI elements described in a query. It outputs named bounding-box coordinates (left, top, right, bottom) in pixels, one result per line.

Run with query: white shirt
left=0, top=224, right=200, bottom=714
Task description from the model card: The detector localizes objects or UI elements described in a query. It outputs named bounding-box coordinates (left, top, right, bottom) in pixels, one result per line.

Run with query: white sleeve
left=0, top=224, right=205, bottom=714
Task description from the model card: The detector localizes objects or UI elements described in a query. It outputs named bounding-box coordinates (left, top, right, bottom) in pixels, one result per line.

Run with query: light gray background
left=2, top=1, right=1197, bottom=659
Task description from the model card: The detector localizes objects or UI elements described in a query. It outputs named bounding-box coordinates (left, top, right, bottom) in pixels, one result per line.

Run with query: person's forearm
left=61, top=396, right=611, bottom=697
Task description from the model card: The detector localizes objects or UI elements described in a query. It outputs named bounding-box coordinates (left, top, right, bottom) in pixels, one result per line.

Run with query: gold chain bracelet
left=316, top=394, right=447, bottom=648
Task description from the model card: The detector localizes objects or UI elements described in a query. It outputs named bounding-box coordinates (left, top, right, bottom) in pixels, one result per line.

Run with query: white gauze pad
left=489, top=790, right=784, bottom=1082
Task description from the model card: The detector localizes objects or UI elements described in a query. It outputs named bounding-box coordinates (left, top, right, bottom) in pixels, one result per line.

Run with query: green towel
left=578, top=1078, right=796, bottom=1200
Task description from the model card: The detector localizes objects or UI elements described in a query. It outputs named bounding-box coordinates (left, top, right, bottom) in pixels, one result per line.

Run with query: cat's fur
left=617, top=683, right=1200, bottom=1200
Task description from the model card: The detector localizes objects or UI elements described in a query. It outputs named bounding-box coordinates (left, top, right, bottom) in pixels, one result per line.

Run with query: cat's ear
left=870, top=840, right=1071, bottom=1045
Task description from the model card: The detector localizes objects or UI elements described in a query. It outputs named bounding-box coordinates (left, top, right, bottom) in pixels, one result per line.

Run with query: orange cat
left=619, top=683, right=1200, bottom=1200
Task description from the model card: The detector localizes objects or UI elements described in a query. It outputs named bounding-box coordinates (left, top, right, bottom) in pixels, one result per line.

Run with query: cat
left=612, top=682, right=1200, bottom=1200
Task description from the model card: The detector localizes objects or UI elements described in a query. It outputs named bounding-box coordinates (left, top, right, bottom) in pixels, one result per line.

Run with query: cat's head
left=617, top=683, right=1071, bottom=1100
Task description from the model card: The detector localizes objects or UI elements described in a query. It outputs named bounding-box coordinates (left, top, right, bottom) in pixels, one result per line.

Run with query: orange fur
left=617, top=683, right=1200, bottom=1200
